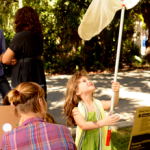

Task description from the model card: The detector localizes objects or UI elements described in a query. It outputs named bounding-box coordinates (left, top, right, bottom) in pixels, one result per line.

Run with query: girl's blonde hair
left=7, top=82, right=46, bottom=116
left=63, top=69, right=89, bottom=126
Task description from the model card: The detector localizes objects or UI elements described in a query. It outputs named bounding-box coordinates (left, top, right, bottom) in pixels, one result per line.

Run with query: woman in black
left=2, top=6, right=47, bottom=98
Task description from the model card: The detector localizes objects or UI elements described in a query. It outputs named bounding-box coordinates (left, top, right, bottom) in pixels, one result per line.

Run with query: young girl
left=63, top=70, right=120, bottom=150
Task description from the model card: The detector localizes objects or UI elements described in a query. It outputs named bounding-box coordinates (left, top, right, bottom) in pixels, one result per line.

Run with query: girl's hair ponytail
left=7, top=89, right=22, bottom=106
left=4, top=82, right=46, bottom=116
left=7, top=89, right=26, bottom=116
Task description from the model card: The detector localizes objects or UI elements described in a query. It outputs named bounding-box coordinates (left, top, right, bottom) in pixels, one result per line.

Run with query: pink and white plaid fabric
left=0, top=117, right=76, bottom=150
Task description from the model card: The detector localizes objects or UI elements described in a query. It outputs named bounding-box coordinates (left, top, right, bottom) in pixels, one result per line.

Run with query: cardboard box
left=0, top=106, right=20, bottom=141
left=128, top=107, right=150, bottom=150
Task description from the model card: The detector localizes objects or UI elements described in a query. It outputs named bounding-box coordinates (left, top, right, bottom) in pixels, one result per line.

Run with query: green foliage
left=138, top=14, right=147, bottom=29
left=130, top=55, right=142, bottom=68
left=0, top=0, right=18, bottom=29
left=3, top=29, right=15, bottom=76
left=122, top=39, right=140, bottom=64
left=111, top=127, right=132, bottom=150
left=4, top=29, right=15, bottom=48
left=92, top=53, right=104, bottom=71
left=0, top=0, right=147, bottom=74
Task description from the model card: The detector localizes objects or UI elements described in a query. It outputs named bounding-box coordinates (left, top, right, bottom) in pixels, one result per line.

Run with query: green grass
left=111, top=127, right=132, bottom=150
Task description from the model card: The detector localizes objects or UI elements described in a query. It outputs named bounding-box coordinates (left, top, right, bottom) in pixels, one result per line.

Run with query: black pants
left=40, top=84, right=47, bottom=101
left=0, top=75, right=11, bottom=98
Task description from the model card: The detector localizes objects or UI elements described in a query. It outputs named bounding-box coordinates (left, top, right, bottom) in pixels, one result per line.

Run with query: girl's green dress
left=81, top=111, right=99, bottom=150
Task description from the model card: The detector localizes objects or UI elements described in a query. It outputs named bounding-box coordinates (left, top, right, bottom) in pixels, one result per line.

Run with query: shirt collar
left=22, top=117, right=45, bottom=126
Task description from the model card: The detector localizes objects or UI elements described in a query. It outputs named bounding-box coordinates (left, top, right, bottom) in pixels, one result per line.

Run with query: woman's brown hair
left=14, top=6, right=43, bottom=41
left=7, top=82, right=46, bottom=116
left=63, top=69, right=89, bottom=126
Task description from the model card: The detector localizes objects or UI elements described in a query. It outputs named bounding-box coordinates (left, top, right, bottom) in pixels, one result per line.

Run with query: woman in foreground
left=0, top=82, right=76, bottom=150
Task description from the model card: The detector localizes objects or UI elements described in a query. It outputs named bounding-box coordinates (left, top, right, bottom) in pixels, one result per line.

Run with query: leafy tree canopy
left=0, top=0, right=148, bottom=74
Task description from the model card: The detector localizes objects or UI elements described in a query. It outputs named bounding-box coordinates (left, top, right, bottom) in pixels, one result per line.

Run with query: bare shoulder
left=72, top=107, right=79, bottom=115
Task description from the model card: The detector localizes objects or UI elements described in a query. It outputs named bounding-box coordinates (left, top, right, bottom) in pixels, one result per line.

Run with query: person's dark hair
left=14, top=6, right=43, bottom=41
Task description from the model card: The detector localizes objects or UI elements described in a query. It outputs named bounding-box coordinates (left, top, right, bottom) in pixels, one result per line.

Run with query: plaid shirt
left=0, top=117, right=77, bottom=150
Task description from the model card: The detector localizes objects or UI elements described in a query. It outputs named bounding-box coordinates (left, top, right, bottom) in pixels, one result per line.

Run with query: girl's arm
left=73, top=108, right=120, bottom=131
left=101, top=81, right=120, bottom=110
left=2, top=48, right=17, bottom=65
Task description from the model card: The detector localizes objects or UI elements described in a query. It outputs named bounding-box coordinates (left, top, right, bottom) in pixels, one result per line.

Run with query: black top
left=9, top=30, right=46, bottom=88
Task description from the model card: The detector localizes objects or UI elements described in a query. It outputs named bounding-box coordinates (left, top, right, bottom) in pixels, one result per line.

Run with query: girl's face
left=76, top=76, right=95, bottom=96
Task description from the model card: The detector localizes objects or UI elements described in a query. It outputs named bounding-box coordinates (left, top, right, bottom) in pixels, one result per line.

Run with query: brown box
left=0, top=106, right=20, bottom=148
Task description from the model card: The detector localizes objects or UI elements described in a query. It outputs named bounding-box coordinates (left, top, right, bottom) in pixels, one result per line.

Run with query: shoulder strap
left=75, top=101, right=88, bottom=150
left=93, top=98, right=111, bottom=150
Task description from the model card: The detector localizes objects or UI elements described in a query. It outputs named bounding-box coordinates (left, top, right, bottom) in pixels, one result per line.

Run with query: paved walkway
left=45, top=70, right=150, bottom=130
left=1, top=70, right=150, bottom=133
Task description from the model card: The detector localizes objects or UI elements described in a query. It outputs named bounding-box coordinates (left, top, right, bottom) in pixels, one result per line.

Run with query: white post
left=110, top=6, right=125, bottom=114
left=106, top=5, right=126, bottom=146
left=19, top=0, right=23, bottom=8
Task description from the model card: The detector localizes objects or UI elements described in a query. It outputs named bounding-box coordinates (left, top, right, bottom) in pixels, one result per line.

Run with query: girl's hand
left=102, top=111, right=120, bottom=126
left=111, top=81, right=120, bottom=92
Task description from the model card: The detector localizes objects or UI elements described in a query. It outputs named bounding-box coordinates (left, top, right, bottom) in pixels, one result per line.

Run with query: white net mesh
left=78, top=0, right=140, bottom=40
